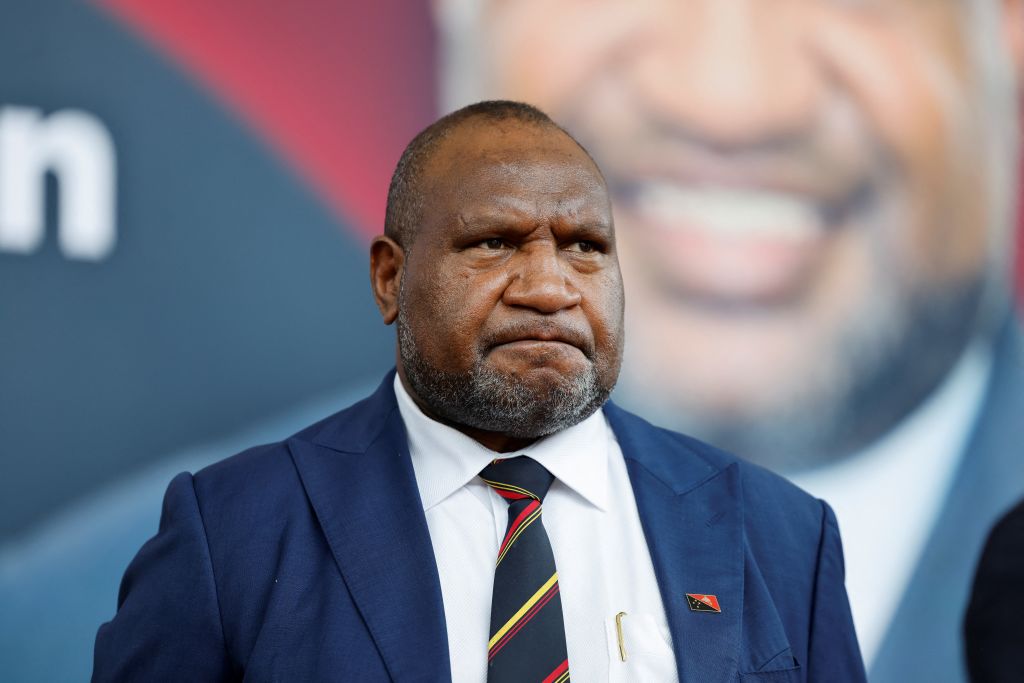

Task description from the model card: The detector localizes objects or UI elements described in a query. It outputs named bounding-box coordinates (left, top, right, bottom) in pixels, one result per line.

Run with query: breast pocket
left=605, top=613, right=679, bottom=683
left=738, top=647, right=802, bottom=682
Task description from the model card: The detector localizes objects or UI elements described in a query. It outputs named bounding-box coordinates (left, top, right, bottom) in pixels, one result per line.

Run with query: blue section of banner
left=0, top=0, right=392, bottom=541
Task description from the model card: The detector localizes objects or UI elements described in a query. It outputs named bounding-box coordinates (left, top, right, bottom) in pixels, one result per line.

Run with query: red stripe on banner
left=94, top=0, right=437, bottom=240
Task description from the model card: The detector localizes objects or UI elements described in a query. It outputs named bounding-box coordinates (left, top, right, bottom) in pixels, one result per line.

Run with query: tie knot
left=480, top=456, right=554, bottom=503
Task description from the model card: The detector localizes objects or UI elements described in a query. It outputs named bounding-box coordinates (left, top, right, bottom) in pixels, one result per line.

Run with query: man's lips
left=616, top=178, right=875, bottom=306
left=485, top=324, right=592, bottom=357
left=493, top=339, right=583, bottom=354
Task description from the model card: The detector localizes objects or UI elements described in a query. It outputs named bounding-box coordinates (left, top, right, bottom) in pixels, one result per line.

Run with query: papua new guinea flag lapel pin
left=685, top=594, right=722, bottom=613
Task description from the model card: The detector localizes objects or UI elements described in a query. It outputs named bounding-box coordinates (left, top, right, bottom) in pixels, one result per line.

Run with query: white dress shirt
left=394, top=375, right=678, bottom=682
left=789, top=342, right=992, bottom=666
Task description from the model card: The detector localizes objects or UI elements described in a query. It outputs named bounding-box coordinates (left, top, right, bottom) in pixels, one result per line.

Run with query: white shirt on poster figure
left=790, top=343, right=991, bottom=666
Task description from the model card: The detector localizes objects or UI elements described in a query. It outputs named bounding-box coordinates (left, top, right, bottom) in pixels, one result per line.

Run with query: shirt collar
left=394, top=374, right=609, bottom=512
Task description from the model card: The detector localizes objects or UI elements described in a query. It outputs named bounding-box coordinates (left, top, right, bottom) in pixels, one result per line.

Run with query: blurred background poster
left=1, top=1, right=1021, bottom=681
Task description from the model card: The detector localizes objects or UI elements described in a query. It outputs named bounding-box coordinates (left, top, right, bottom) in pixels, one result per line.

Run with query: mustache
left=482, top=319, right=595, bottom=358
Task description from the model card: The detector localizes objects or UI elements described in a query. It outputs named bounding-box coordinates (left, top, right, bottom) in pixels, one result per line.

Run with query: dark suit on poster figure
left=964, top=491, right=1024, bottom=682
left=93, top=373, right=865, bottom=682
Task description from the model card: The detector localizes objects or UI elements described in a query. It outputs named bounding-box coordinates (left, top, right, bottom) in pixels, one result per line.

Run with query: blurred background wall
left=1, top=1, right=1021, bottom=681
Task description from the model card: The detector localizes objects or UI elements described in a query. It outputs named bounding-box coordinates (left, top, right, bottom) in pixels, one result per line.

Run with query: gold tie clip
left=615, top=611, right=628, bottom=662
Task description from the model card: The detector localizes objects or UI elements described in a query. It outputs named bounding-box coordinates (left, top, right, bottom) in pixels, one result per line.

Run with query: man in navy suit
left=93, top=101, right=865, bottom=681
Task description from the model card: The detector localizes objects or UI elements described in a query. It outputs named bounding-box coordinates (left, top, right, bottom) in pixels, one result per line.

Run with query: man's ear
left=370, top=235, right=405, bottom=325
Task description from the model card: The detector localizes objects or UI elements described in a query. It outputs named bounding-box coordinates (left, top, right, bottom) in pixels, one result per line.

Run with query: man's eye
left=480, top=238, right=505, bottom=250
left=568, top=240, right=600, bottom=253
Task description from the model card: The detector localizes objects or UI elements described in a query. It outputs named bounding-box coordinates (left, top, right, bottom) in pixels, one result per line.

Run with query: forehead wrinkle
left=477, top=167, right=609, bottom=214
left=461, top=152, right=603, bottom=189
left=457, top=191, right=610, bottom=231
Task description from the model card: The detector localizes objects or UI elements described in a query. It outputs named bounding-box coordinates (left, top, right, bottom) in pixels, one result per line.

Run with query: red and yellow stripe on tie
left=481, top=477, right=537, bottom=501
left=496, top=499, right=542, bottom=566
left=488, top=572, right=561, bottom=660
left=542, top=659, right=570, bottom=683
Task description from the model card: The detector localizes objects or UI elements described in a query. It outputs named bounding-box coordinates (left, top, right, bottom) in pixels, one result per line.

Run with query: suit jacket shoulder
left=95, top=373, right=444, bottom=682
left=188, top=381, right=403, bottom=546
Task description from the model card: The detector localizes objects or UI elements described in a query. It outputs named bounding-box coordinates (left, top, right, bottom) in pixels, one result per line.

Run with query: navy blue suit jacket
left=94, top=373, right=865, bottom=682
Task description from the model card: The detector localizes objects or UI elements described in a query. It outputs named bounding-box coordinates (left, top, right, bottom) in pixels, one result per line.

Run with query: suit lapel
left=606, top=403, right=744, bottom=683
left=289, top=377, right=451, bottom=682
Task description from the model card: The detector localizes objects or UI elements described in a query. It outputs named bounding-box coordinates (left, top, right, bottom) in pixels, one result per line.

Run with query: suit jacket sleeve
left=93, top=472, right=234, bottom=682
left=807, top=500, right=866, bottom=681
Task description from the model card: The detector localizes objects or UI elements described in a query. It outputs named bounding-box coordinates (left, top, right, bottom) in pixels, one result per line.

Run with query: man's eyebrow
left=455, top=213, right=531, bottom=232
left=573, top=219, right=614, bottom=233
left=456, top=211, right=611, bottom=229
left=457, top=214, right=504, bottom=229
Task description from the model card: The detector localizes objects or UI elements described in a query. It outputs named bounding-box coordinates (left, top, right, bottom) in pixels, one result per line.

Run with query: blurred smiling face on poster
left=437, top=0, right=1024, bottom=467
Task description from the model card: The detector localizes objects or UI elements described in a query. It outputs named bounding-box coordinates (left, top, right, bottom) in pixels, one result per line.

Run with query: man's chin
left=472, top=365, right=609, bottom=432
left=404, top=356, right=612, bottom=440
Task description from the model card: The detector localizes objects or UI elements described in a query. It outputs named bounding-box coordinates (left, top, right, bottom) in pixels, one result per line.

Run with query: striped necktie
left=480, top=456, right=570, bottom=683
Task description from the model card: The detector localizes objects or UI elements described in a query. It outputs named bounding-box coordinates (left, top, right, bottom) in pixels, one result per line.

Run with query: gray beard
left=397, top=311, right=611, bottom=440
left=615, top=272, right=991, bottom=472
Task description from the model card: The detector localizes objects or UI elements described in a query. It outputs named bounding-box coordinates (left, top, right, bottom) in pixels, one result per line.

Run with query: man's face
left=449, top=0, right=1020, bottom=464
left=395, top=120, right=624, bottom=440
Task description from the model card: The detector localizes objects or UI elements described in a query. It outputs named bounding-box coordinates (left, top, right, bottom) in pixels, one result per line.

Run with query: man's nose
left=628, top=0, right=820, bottom=147
left=502, top=247, right=583, bottom=314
